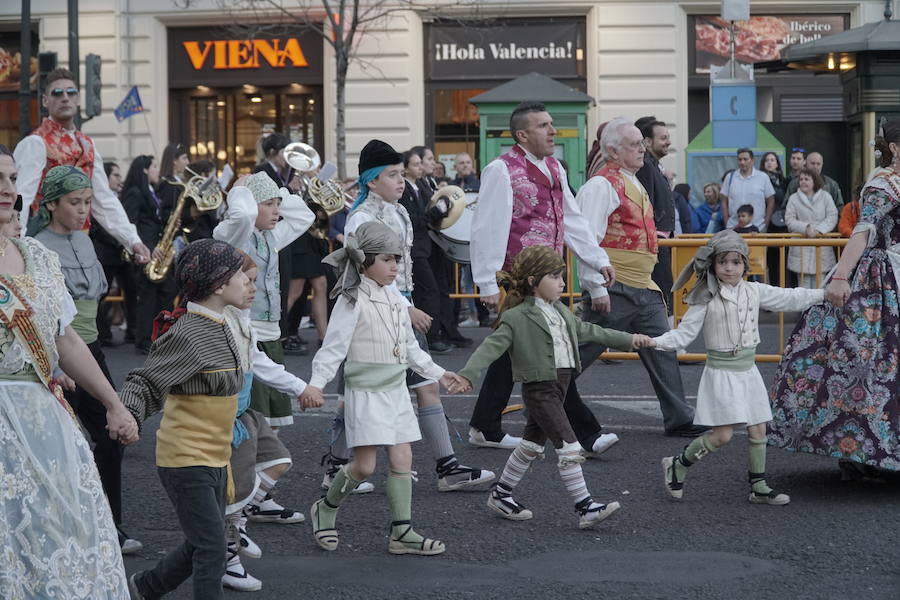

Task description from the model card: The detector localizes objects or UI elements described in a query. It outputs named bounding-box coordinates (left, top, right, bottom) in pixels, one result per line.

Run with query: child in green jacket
left=453, top=245, right=652, bottom=529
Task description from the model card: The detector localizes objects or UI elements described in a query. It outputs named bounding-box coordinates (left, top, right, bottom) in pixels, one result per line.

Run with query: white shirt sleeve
left=12, top=136, right=45, bottom=235
left=89, top=148, right=142, bottom=249
left=309, top=295, right=357, bottom=389
left=213, top=186, right=256, bottom=246
left=560, top=165, right=611, bottom=289
left=575, top=176, right=620, bottom=299
left=404, top=319, right=446, bottom=381
left=271, top=188, right=315, bottom=251
left=251, top=343, right=307, bottom=397
left=652, top=303, right=706, bottom=351
left=344, top=209, right=411, bottom=307
left=470, top=159, right=513, bottom=297
left=754, top=282, right=824, bottom=313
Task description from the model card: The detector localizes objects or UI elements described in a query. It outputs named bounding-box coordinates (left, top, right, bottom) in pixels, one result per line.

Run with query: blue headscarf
left=350, top=165, right=389, bottom=212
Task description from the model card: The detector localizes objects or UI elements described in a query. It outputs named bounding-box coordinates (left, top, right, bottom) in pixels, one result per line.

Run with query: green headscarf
left=26, top=165, right=92, bottom=236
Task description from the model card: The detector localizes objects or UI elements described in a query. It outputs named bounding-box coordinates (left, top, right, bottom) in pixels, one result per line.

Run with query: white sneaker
left=468, top=427, right=521, bottom=449
left=458, top=317, right=480, bottom=328
left=222, top=554, right=262, bottom=592
left=237, top=515, right=261, bottom=559
left=585, top=433, right=620, bottom=458
left=577, top=501, right=621, bottom=529
left=321, top=471, right=375, bottom=494
left=245, top=495, right=305, bottom=524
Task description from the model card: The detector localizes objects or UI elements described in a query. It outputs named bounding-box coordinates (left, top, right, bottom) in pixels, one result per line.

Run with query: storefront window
left=432, top=88, right=483, bottom=178
left=185, top=88, right=321, bottom=174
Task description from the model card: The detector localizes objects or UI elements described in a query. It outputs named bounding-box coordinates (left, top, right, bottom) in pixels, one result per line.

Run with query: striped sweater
left=121, top=303, right=244, bottom=427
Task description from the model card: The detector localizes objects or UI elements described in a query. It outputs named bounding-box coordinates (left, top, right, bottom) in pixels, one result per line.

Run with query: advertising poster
left=693, top=15, right=847, bottom=74
left=0, top=31, right=38, bottom=92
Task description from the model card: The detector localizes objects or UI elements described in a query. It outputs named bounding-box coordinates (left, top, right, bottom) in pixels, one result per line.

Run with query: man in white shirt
left=576, top=117, right=704, bottom=437
left=721, top=148, right=775, bottom=231
left=467, top=101, right=619, bottom=456
left=14, top=68, right=150, bottom=263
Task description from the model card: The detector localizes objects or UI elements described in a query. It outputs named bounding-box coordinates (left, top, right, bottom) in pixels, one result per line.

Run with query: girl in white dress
left=300, top=221, right=460, bottom=555
left=653, top=230, right=827, bottom=506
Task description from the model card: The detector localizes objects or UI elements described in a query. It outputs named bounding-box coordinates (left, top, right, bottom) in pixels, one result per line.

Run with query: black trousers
left=64, top=340, right=124, bottom=524
left=468, top=351, right=604, bottom=451
left=135, top=268, right=177, bottom=349
left=411, top=256, right=442, bottom=343
left=651, top=245, right=673, bottom=315
left=428, top=248, right=463, bottom=340
left=97, top=262, right=137, bottom=342
left=278, top=249, right=293, bottom=339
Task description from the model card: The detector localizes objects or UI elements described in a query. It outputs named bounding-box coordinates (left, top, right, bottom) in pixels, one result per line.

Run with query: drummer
left=467, top=101, right=620, bottom=455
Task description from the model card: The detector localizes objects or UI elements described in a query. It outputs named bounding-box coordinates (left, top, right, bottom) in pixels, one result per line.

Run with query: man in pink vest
left=576, top=117, right=704, bottom=437
left=468, top=101, right=620, bottom=456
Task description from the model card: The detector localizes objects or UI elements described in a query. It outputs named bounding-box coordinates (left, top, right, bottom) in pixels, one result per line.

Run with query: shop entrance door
left=172, top=86, right=322, bottom=175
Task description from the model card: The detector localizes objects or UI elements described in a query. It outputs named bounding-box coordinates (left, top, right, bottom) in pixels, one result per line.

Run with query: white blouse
left=653, top=281, right=824, bottom=353
left=309, top=277, right=445, bottom=389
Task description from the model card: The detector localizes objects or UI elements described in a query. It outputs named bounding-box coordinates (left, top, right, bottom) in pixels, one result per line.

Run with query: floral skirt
left=769, top=251, right=900, bottom=471
left=0, top=381, right=127, bottom=599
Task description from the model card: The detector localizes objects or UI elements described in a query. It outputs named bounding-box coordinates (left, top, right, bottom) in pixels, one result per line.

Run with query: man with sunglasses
left=13, top=68, right=150, bottom=264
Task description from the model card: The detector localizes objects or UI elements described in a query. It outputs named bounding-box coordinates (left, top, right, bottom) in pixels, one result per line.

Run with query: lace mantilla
left=0, top=237, right=68, bottom=375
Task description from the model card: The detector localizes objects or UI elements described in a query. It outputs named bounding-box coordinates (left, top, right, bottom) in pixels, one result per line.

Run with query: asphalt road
left=107, top=319, right=900, bottom=600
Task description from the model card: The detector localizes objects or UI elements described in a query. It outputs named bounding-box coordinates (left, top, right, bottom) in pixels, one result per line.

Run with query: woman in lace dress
left=770, top=120, right=900, bottom=474
left=0, top=146, right=138, bottom=599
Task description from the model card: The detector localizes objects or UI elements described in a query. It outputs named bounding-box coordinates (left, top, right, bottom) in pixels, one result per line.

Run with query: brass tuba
left=283, top=141, right=350, bottom=216
left=145, top=167, right=223, bottom=282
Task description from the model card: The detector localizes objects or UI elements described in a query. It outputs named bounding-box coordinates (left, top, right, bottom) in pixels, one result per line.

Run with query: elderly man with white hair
left=575, top=117, right=705, bottom=437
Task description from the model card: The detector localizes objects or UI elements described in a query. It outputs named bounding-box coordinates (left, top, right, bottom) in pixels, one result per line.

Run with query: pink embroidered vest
left=498, top=145, right=565, bottom=270
left=597, top=163, right=658, bottom=254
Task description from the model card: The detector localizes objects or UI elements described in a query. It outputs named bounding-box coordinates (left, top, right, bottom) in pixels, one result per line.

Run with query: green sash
left=71, top=298, right=99, bottom=344
left=344, top=361, right=407, bottom=392
left=706, top=348, right=756, bottom=372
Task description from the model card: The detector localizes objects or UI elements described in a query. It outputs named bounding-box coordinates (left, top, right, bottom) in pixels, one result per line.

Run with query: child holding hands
left=300, top=221, right=462, bottom=555
left=451, top=245, right=653, bottom=529
left=656, top=230, right=827, bottom=505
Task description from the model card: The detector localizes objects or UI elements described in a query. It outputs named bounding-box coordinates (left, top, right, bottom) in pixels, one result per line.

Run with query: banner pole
left=141, top=109, right=158, bottom=156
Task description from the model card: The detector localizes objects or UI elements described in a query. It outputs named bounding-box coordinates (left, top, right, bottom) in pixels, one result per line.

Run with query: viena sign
left=168, top=27, right=323, bottom=88
left=182, top=39, right=309, bottom=70
left=426, top=19, right=585, bottom=80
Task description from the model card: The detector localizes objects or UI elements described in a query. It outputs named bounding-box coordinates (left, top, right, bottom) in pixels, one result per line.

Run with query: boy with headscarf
left=653, top=230, right=828, bottom=506
left=454, top=245, right=650, bottom=529
left=30, top=165, right=142, bottom=554
left=121, top=238, right=250, bottom=599
left=301, top=221, right=462, bottom=556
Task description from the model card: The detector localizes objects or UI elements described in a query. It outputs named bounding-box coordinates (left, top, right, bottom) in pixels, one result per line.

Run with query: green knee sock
left=318, top=464, right=361, bottom=529
left=386, top=470, right=424, bottom=544
left=748, top=438, right=772, bottom=494
left=674, top=434, right=718, bottom=480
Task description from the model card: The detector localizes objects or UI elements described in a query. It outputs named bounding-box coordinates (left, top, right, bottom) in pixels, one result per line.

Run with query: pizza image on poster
left=694, top=15, right=847, bottom=73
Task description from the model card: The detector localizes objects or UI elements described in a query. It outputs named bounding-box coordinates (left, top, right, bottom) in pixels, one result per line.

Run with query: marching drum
left=428, top=191, right=478, bottom=264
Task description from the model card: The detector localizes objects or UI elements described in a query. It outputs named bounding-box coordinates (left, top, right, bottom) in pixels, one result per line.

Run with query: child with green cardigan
left=452, top=245, right=653, bottom=529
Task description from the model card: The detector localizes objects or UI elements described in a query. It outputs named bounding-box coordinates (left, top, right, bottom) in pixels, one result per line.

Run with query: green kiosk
left=469, top=72, right=594, bottom=188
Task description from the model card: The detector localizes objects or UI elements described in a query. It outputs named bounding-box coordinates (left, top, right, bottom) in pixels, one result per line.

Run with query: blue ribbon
left=231, top=372, right=254, bottom=448
left=350, top=165, right=389, bottom=211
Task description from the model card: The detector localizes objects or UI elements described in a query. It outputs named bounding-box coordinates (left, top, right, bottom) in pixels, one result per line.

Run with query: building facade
left=0, top=0, right=889, bottom=183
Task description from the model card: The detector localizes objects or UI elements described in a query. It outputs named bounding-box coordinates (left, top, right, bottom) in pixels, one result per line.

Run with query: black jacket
left=636, top=153, right=675, bottom=232
left=253, top=161, right=294, bottom=189
left=122, top=185, right=164, bottom=249
left=399, top=180, right=443, bottom=260
left=451, top=174, right=480, bottom=192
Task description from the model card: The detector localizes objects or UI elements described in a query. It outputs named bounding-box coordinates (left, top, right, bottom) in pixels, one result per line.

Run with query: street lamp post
left=19, top=0, right=31, bottom=139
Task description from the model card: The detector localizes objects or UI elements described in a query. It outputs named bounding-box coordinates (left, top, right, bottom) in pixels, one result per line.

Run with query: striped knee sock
left=498, top=440, right=542, bottom=491
left=557, top=442, right=590, bottom=504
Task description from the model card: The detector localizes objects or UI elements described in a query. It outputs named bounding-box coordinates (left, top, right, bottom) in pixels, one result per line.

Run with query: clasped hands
left=106, top=405, right=139, bottom=445
left=440, top=371, right=472, bottom=395
left=298, top=385, right=325, bottom=410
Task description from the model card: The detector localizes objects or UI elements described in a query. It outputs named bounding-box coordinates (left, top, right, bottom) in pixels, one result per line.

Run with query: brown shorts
left=521, top=369, right=578, bottom=449
left=230, top=409, right=291, bottom=503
